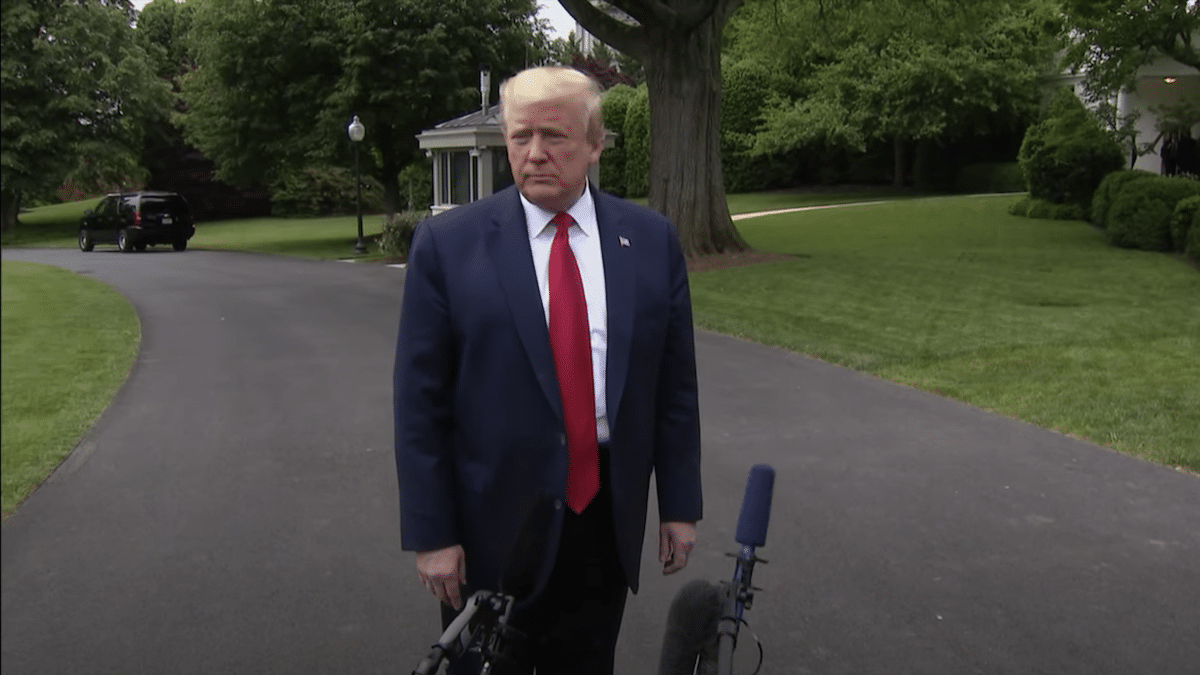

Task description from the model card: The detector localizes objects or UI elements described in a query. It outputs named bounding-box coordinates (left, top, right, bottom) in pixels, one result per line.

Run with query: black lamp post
left=347, top=114, right=367, bottom=254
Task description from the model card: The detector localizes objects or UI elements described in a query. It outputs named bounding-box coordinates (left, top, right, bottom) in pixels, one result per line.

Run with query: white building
left=1057, top=42, right=1200, bottom=173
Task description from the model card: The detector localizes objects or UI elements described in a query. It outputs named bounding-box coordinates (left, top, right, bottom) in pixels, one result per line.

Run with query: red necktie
left=548, top=212, right=599, bottom=514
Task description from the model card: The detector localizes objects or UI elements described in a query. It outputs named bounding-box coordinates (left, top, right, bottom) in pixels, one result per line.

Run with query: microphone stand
left=716, top=543, right=766, bottom=675
left=412, top=590, right=518, bottom=675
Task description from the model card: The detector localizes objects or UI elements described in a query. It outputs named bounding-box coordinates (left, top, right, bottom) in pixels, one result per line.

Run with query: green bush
left=1017, top=88, right=1124, bottom=211
left=1106, top=176, right=1200, bottom=251
left=721, top=58, right=777, bottom=193
left=1187, top=208, right=1200, bottom=262
left=622, top=85, right=650, bottom=199
left=377, top=210, right=426, bottom=259
left=1007, top=196, right=1085, bottom=221
left=271, top=165, right=384, bottom=217
left=398, top=159, right=433, bottom=211
left=1172, top=195, right=1200, bottom=253
left=955, top=162, right=1027, bottom=194
left=1091, top=169, right=1155, bottom=228
left=600, top=84, right=637, bottom=198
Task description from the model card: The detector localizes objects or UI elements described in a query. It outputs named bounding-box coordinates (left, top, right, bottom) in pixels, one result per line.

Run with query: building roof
left=432, top=104, right=502, bottom=129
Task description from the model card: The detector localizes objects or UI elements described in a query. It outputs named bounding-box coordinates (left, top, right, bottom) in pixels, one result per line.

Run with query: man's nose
left=527, top=135, right=548, bottom=161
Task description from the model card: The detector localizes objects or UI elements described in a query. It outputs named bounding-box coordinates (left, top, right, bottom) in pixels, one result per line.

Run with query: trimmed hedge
left=622, top=85, right=650, bottom=199
left=1017, top=88, right=1124, bottom=211
left=955, top=162, right=1026, bottom=194
left=599, top=85, right=637, bottom=198
left=1106, top=176, right=1200, bottom=251
left=1008, top=196, right=1086, bottom=221
left=1172, top=195, right=1200, bottom=254
left=721, top=58, right=775, bottom=193
left=1091, top=169, right=1155, bottom=228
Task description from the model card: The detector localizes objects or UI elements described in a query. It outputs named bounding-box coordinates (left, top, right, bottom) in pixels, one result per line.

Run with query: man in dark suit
left=394, top=66, right=703, bottom=674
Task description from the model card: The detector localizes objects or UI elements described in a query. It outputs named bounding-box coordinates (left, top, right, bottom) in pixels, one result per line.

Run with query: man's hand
left=659, top=522, right=696, bottom=575
left=416, top=545, right=466, bottom=610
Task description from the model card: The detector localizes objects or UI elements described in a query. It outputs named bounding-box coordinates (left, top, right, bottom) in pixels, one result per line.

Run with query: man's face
left=505, top=96, right=602, bottom=214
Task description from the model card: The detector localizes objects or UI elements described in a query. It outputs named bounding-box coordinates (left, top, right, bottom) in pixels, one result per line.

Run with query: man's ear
left=588, top=136, right=603, bottom=164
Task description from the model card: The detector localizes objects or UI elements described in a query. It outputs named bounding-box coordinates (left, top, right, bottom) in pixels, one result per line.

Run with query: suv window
left=98, top=197, right=119, bottom=217
left=140, top=195, right=189, bottom=217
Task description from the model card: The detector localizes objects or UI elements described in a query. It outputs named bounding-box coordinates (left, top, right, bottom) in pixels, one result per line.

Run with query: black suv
left=78, top=191, right=196, bottom=253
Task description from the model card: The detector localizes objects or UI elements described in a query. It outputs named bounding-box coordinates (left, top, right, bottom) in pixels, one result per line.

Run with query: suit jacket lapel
left=486, top=188, right=563, bottom=420
left=595, top=190, right=635, bottom=432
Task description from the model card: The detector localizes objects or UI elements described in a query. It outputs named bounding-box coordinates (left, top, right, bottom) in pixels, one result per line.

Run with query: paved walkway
left=2, top=247, right=1197, bottom=674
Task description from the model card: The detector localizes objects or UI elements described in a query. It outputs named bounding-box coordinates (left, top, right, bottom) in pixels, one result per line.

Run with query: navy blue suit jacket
left=393, top=185, right=702, bottom=596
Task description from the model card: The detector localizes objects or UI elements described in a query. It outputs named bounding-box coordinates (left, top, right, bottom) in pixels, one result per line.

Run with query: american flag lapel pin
left=619, top=236, right=631, bottom=248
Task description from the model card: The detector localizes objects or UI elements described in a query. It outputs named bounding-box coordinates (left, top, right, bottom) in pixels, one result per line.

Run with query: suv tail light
left=133, top=211, right=142, bottom=227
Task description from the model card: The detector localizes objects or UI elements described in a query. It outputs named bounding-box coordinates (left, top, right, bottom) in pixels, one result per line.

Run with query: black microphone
left=716, top=464, right=775, bottom=675
left=413, top=495, right=556, bottom=675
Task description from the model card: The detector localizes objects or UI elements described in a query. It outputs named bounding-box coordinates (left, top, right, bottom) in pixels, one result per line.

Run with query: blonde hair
left=499, top=67, right=605, bottom=144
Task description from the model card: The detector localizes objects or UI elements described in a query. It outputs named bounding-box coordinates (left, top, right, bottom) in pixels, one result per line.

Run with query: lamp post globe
left=347, top=115, right=367, bottom=254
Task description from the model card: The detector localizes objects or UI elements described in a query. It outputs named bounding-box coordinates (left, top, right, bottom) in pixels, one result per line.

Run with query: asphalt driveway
left=2, top=247, right=1197, bottom=674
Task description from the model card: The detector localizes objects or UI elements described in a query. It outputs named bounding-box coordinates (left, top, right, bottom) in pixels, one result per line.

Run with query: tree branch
left=559, top=0, right=648, bottom=61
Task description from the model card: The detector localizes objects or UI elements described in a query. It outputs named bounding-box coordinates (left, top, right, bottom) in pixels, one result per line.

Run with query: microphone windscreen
left=657, top=579, right=723, bottom=675
left=735, top=464, right=775, bottom=547
left=499, top=494, right=556, bottom=601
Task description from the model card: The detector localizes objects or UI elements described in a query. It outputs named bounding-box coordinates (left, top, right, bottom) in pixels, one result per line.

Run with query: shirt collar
left=520, top=181, right=597, bottom=240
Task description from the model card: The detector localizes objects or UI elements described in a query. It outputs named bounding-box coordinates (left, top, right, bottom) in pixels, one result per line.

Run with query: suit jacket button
left=558, top=433, right=567, bottom=446
left=554, top=498, right=563, bottom=510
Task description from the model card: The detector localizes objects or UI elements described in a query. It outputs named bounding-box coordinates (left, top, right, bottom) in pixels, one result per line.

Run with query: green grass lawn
left=1, top=261, right=139, bottom=518
left=690, top=194, right=1200, bottom=471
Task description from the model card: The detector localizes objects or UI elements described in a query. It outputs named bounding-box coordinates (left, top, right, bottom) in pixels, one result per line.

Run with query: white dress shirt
left=520, top=185, right=610, bottom=443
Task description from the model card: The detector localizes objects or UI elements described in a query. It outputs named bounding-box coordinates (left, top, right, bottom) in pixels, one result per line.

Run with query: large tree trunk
left=642, top=16, right=747, bottom=257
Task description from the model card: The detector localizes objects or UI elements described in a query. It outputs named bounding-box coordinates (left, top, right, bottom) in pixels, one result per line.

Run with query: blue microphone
left=717, top=464, right=775, bottom=674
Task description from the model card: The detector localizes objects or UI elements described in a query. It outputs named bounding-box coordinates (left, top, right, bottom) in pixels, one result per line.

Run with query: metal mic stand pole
left=716, top=544, right=762, bottom=675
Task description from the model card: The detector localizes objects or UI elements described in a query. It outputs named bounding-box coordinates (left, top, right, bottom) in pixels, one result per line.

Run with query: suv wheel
left=172, top=239, right=188, bottom=252
left=117, top=229, right=134, bottom=253
left=78, top=230, right=94, bottom=252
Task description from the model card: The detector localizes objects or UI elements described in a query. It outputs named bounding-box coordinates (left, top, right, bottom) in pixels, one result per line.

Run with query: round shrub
left=1106, top=176, right=1200, bottom=251
left=1091, top=169, right=1155, bottom=227
left=377, top=210, right=426, bottom=259
left=1018, top=88, right=1124, bottom=210
left=1171, top=195, right=1200, bottom=253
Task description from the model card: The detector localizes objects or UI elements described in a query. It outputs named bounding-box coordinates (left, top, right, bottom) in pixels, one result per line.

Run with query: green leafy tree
left=732, top=0, right=1059, bottom=187
left=560, top=0, right=749, bottom=255
left=1, top=0, right=171, bottom=230
left=1061, top=0, right=1199, bottom=96
left=178, top=0, right=542, bottom=213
